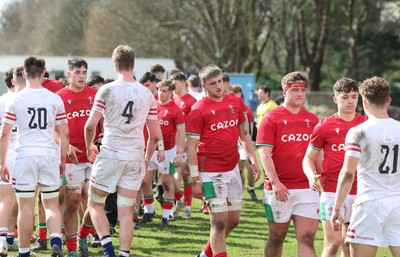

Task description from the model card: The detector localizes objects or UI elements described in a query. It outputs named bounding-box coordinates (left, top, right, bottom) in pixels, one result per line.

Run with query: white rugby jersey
left=0, top=92, right=17, bottom=154
left=91, top=80, right=157, bottom=161
left=3, top=88, right=67, bottom=158
left=345, top=117, right=400, bottom=203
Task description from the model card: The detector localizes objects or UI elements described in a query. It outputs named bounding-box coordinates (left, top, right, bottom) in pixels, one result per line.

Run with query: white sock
left=144, top=203, right=155, bottom=213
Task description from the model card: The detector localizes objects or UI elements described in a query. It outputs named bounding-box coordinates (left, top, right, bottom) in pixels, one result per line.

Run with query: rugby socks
left=248, top=182, right=255, bottom=190
left=65, top=233, right=77, bottom=253
left=203, top=240, right=213, bottom=257
left=118, top=250, right=130, bottom=257
left=143, top=195, right=155, bottom=214
left=133, top=213, right=139, bottom=222
left=78, top=223, right=93, bottom=239
left=213, top=252, right=227, bottom=257
left=174, top=190, right=184, bottom=202
left=162, top=199, right=174, bottom=219
left=6, top=231, right=15, bottom=245
left=38, top=222, right=47, bottom=241
left=18, top=247, right=31, bottom=257
left=0, top=228, right=7, bottom=248
left=49, top=233, right=62, bottom=249
left=101, top=235, right=115, bottom=257
left=61, top=226, right=65, bottom=236
left=184, top=182, right=193, bottom=206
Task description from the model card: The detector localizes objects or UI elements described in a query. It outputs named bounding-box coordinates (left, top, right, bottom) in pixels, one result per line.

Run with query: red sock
left=174, top=190, right=183, bottom=201
left=66, top=236, right=77, bottom=253
left=162, top=200, right=174, bottom=210
left=133, top=213, right=139, bottom=221
left=78, top=224, right=92, bottom=239
left=213, top=252, right=227, bottom=257
left=184, top=183, right=192, bottom=206
left=38, top=228, right=47, bottom=241
left=204, top=240, right=213, bottom=257
left=143, top=196, right=154, bottom=205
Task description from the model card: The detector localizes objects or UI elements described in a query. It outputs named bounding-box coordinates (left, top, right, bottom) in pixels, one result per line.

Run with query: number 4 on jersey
left=122, top=101, right=134, bottom=124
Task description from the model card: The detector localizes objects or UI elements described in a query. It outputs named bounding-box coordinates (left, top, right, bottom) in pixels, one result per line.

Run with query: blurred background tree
left=0, top=0, right=399, bottom=90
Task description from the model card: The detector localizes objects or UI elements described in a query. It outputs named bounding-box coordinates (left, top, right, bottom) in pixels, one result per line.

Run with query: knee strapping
left=40, top=185, right=60, bottom=199
left=117, top=194, right=136, bottom=207
left=228, top=199, right=242, bottom=211
left=65, top=183, right=82, bottom=194
left=207, top=198, right=228, bottom=213
left=88, top=190, right=107, bottom=204
left=14, top=188, right=36, bottom=198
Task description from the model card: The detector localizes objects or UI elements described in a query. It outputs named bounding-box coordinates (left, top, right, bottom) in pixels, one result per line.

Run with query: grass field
left=21, top=187, right=392, bottom=257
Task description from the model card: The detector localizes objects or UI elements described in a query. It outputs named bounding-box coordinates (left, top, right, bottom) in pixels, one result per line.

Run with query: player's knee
left=269, top=230, right=287, bottom=244
left=228, top=198, right=242, bottom=211
left=298, top=231, right=316, bottom=246
left=117, top=194, right=135, bottom=207
left=207, top=198, right=228, bottom=213
left=88, top=189, right=107, bottom=204
left=324, top=238, right=341, bottom=254
left=14, top=188, right=36, bottom=199
left=40, top=185, right=60, bottom=199
left=212, top=220, right=226, bottom=232
left=65, top=183, right=82, bottom=194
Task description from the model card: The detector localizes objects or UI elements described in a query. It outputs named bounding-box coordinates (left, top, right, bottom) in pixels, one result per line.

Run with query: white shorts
left=63, top=163, right=92, bottom=185
left=200, top=165, right=242, bottom=200
left=263, top=188, right=320, bottom=223
left=346, top=196, right=400, bottom=246
left=238, top=141, right=248, bottom=161
left=148, top=147, right=176, bottom=175
left=320, top=192, right=355, bottom=223
left=90, top=154, right=145, bottom=193
left=0, top=152, right=15, bottom=185
left=12, top=156, right=60, bottom=190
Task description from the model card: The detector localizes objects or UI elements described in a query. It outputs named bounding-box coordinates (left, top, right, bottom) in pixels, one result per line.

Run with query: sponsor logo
left=281, top=133, right=312, bottom=142
left=332, top=143, right=345, bottom=151
left=210, top=119, right=239, bottom=131
left=66, top=109, right=91, bottom=119
left=335, top=128, right=340, bottom=134
left=67, top=99, right=72, bottom=104
left=211, top=109, right=215, bottom=115
left=159, top=119, right=170, bottom=126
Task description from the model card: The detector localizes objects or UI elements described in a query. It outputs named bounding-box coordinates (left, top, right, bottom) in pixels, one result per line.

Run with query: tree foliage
left=0, top=0, right=399, bottom=90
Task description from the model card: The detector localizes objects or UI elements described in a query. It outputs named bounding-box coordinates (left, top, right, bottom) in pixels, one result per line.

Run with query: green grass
left=25, top=187, right=392, bottom=257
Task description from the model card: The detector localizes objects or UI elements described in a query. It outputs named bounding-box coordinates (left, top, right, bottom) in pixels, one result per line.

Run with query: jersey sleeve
left=92, top=87, right=107, bottom=115
left=237, top=98, right=247, bottom=127
left=147, top=96, right=158, bottom=120
left=3, top=101, right=17, bottom=126
left=246, top=106, right=254, bottom=122
left=174, top=107, right=185, bottom=127
left=344, top=126, right=361, bottom=159
left=55, top=96, right=68, bottom=125
left=186, top=108, right=203, bottom=137
left=309, top=120, right=325, bottom=151
left=256, top=114, right=275, bottom=148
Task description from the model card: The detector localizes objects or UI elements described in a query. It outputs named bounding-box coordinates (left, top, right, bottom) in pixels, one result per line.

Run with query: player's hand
left=174, top=155, right=183, bottom=168
left=1, top=165, right=10, bottom=183
left=251, top=163, right=261, bottom=182
left=271, top=180, right=290, bottom=202
left=157, top=150, right=165, bottom=162
left=308, top=174, right=321, bottom=192
left=86, top=144, right=99, bottom=163
left=192, top=182, right=204, bottom=199
left=330, top=212, right=343, bottom=231
left=67, top=145, right=83, bottom=165
left=59, top=161, right=66, bottom=177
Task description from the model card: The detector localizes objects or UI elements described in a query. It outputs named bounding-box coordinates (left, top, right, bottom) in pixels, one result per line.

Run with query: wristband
left=157, top=140, right=164, bottom=151
left=176, top=153, right=183, bottom=157
left=189, top=164, right=199, bottom=178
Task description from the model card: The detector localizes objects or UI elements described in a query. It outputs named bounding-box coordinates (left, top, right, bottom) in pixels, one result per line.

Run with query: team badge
left=228, top=104, right=235, bottom=113
left=335, top=128, right=340, bottom=134
left=88, top=96, right=93, bottom=104
left=211, top=109, right=215, bottom=115
left=275, top=211, right=281, bottom=219
left=305, top=119, right=310, bottom=128
left=67, top=99, right=72, bottom=104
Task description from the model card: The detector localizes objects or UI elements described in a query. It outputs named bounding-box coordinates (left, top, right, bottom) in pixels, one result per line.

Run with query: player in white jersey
left=0, top=57, right=69, bottom=257
left=332, top=77, right=400, bottom=257
left=84, top=45, right=159, bottom=257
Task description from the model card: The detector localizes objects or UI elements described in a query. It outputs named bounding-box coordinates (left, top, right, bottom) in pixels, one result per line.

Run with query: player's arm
left=84, top=110, right=102, bottom=163
left=187, top=135, right=203, bottom=199
left=258, top=145, right=289, bottom=202
left=156, top=122, right=165, bottom=162
left=56, top=122, right=70, bottom=177
left=239, top=125, right=260, bottom=182
left=0, top=123, right=13, bottom=182
left=331, top=155, right=358, bottom=230
left=174, top=124, right=185, bottom=167
left=302, top=145, right=322, bottom=191
left=145, top=118, right=159, bottom=165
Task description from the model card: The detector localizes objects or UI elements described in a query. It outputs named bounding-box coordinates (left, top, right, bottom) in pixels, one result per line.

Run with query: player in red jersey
left=171, top=72, right=197, bottom=218
left=303, top=78, right=367, bottom=257
left=188, top=65, right=260, bottom=257
left=43, top=72, right=64, bottom=93
left=143, top=80, right=185, bottom=227
left=56, top=56, right=100, bottom=257
left=256, top=71, right=319, bottom=257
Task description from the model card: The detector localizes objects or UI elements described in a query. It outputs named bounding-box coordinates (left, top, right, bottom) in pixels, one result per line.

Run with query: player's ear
left=333, top=96, right=337, bottom=104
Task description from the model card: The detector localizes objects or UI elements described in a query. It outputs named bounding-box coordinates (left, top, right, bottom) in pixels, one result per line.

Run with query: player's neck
left=177, top=89, right=187, bottom=98
left=159, top=99, right=170, bottom=105
left=337, top=111, right=356, bottom=122
left=366, top=109, right=389, bottom=119
left=69, top=84, right=85, bottom=93
left=27, top=78, right=44, bottom=89
left=282, top=102, right=301, bottom=114
left=15, top=84, right=26, bottom=92
left=117, top=72, right=135, bottom=83
left=207, top=94, right=223, bottom=102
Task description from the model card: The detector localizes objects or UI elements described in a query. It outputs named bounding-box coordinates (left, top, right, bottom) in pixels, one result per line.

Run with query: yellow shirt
left=256, top=99, right=278, bottom=125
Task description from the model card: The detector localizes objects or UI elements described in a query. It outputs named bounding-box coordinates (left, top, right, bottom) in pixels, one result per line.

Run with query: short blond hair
left=112, top=45, right=135, bottom=71
left=198, top=65, right=221, bottom=84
